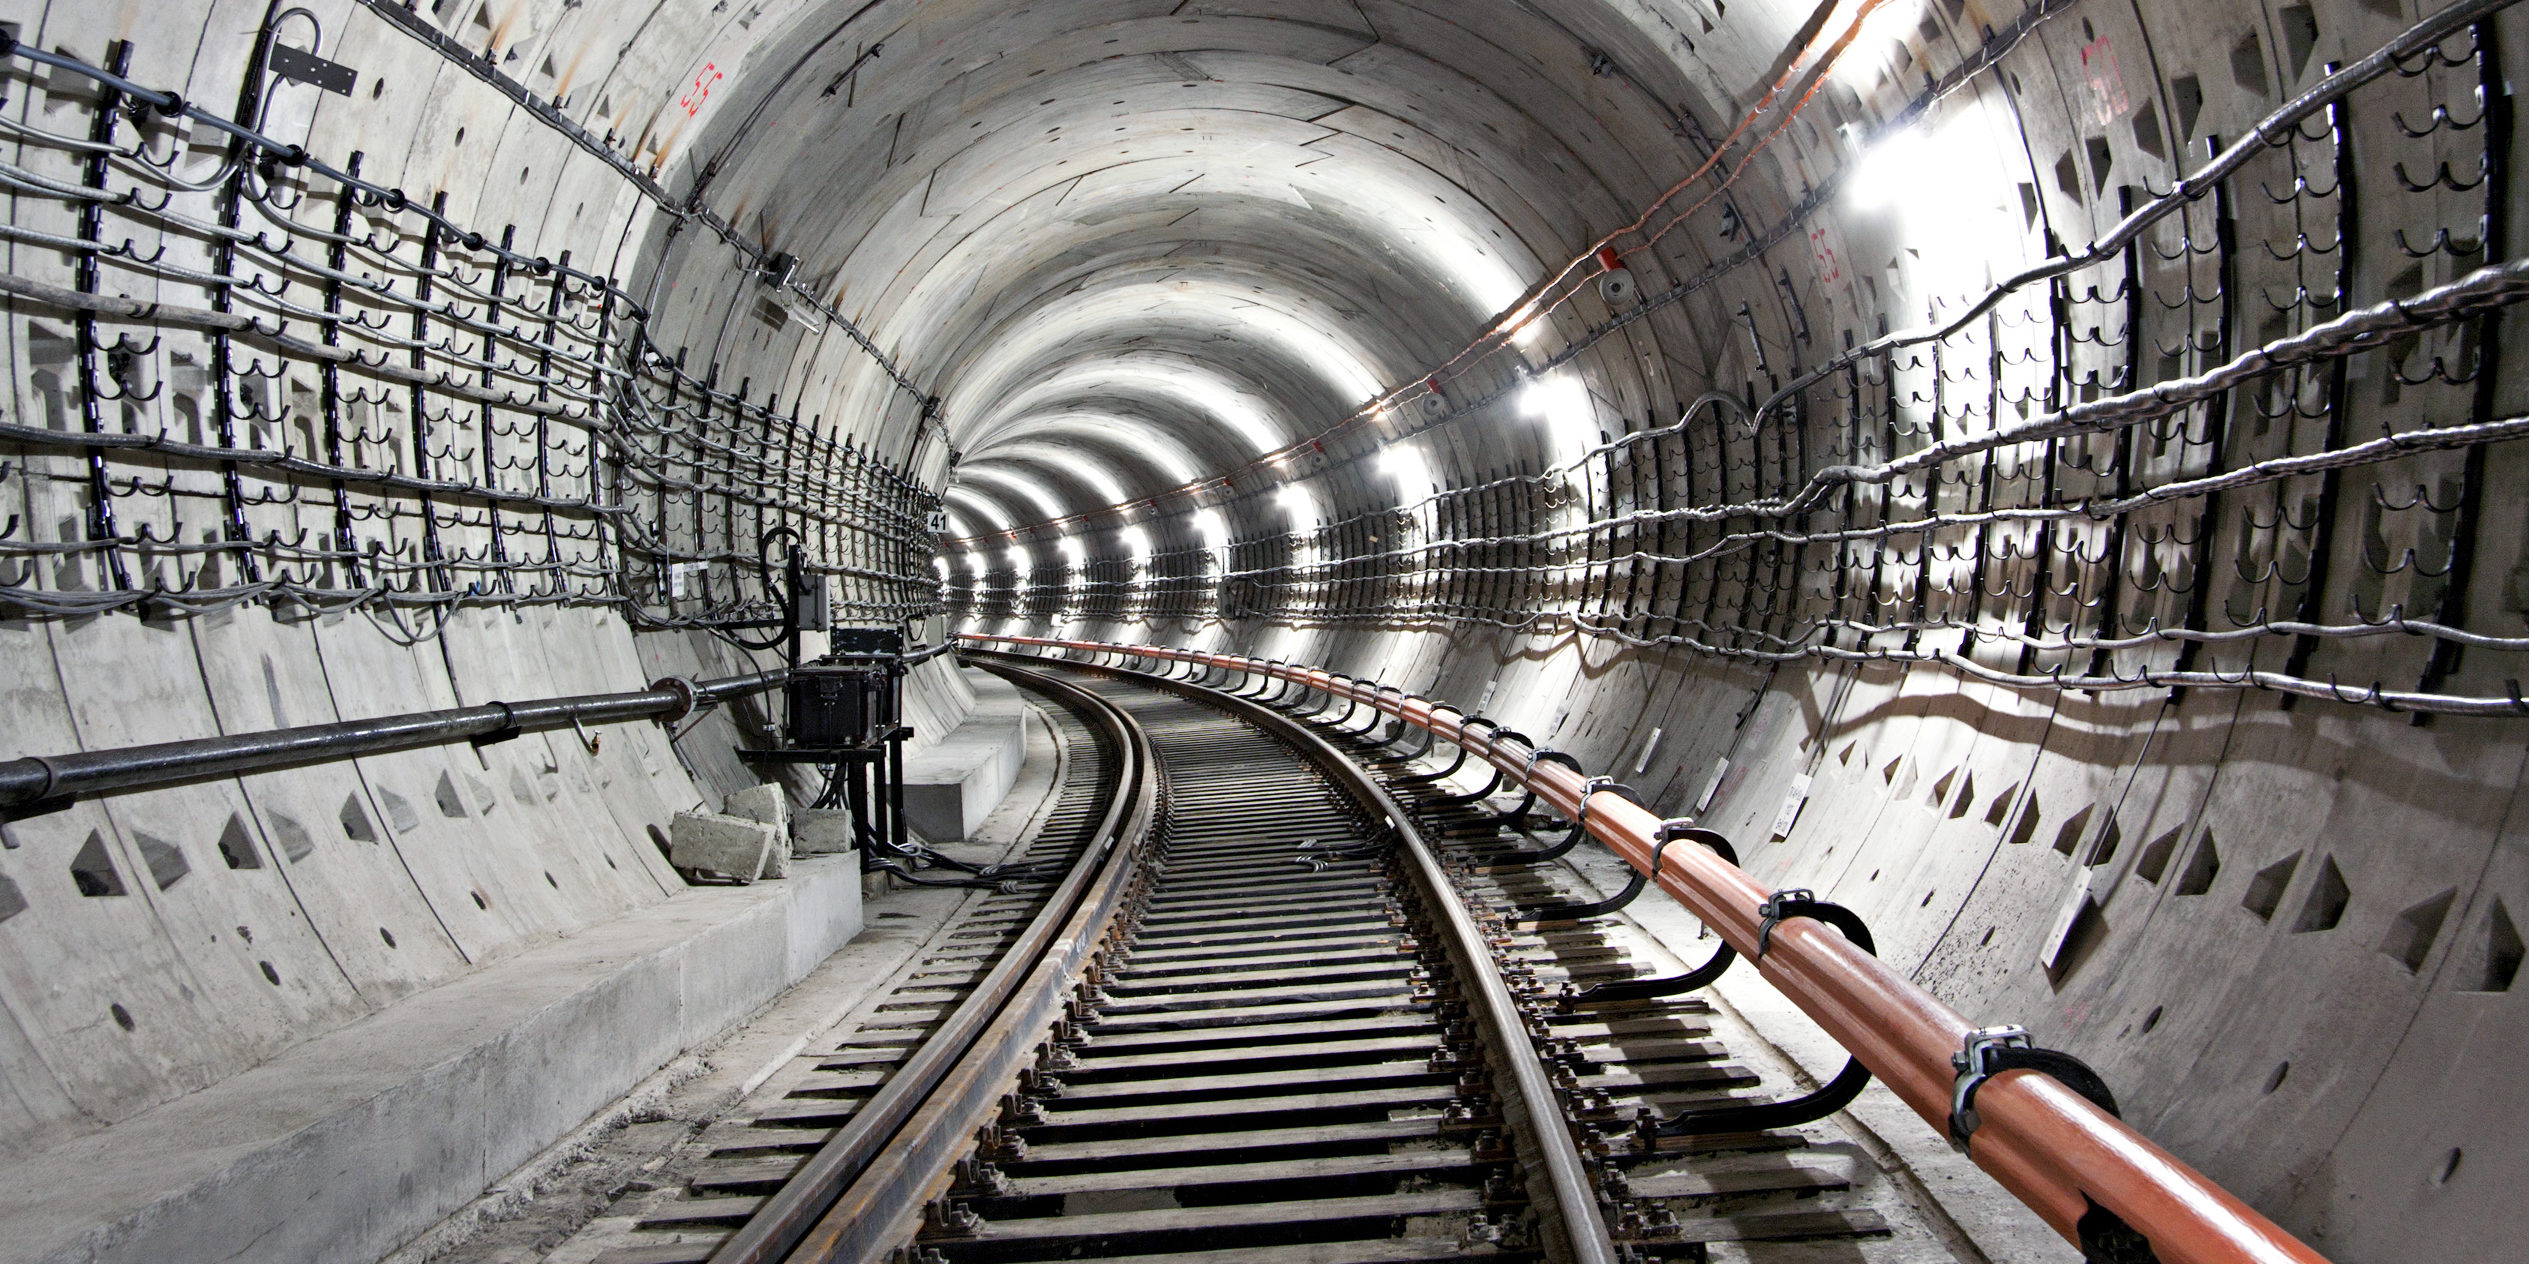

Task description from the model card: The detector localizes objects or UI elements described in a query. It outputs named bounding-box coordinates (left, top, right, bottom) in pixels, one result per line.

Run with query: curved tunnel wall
left=892, top=2, right=2528, bottom=1258
left=0, top=0, right=2523, bottom=1260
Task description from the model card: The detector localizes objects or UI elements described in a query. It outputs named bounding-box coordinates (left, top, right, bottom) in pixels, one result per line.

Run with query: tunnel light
left=1846, top=123, right=1934, bottom=210
left=964, top=551, right=988, bottom=577
left=1378, top=443, right=1434, bottom=503
left=1520, top=371, right=1597, bottom=459
left=1190, top=509, right=1229, bottom=573
left=1007, top=544, right=1032, bottom=590
left=1277, top=484, right=1319, bottom=527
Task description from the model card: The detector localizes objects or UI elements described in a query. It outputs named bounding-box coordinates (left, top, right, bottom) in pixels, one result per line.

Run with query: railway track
left=563, top=656, right=1933, bottom=1264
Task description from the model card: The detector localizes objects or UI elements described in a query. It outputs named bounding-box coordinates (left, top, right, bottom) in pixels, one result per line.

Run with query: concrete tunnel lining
left=0, top=0, right=2523, bottom=1260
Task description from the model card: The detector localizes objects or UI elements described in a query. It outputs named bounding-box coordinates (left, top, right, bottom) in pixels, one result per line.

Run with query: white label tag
left=1633, top=727, right=1664, bottom=775
left=2040, top=868, right=2096, bottom=968
left=1770, top=773, right=1814, bottom=838
left=1695, top=758, right=1730, bottom=812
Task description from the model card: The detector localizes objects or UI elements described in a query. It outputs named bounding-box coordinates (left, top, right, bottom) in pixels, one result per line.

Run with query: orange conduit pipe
left=960, top=633, right=2331, bottom=1264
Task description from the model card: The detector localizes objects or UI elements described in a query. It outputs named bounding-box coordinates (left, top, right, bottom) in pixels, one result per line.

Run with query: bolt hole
left=2140, top=1005, right=2163, bottom=1034
left=371, top=79, right=385, bottom=100
left=2263, top=1061, right=2290, bottom=1094
left=110, top=1003, right=135, bottom=1032
left=379, top=926, right=397, bottom=948
left=604, top=854, right=618, bottom=870
left=545, top=870, right=558, bottom=888
left=1979, top=926, right=1996, bottom=946
left=453, top=126, right=465, bottom=145
left=259, top=960, right=281, bottom=986
left=470, top=890, right=488, bottom=910
left=2435, top=1147, right=2463, bottom=1185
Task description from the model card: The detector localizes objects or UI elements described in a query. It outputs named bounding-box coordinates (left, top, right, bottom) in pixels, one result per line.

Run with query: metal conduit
left=0, top=667, right=788, bottom=816
left=959, top=633, right=2331, bottom=1264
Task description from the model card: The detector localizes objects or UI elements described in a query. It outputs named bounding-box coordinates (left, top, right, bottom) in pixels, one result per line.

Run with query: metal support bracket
left=1947, top=1025, right=2123, bottom=1151
left=1571, top=824, right=1740, bottom=1003
left=1642, top=890, right=1875, bottom=1140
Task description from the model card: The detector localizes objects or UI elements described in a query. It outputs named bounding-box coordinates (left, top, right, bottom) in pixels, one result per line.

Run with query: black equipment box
left=830, top=627, right=903, bottom=656
left=786, top=662, right=899, bottom=747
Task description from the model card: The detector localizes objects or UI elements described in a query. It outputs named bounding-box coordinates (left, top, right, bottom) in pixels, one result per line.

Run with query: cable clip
left=1649, top=820, right=1734, bottom=887
left=1755, top=888, right=1816, bottom=958
left=1567, top=774, right=1629, bottom=833
left=1947, top=1025, right=2123, bottom=1151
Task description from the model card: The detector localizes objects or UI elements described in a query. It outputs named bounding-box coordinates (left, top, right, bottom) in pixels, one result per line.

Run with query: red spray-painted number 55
left=680, top=63, right=723, bottom=117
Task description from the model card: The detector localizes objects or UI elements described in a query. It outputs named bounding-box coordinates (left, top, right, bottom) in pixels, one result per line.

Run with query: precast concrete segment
left=964, top=634, right=2336, bottom=1264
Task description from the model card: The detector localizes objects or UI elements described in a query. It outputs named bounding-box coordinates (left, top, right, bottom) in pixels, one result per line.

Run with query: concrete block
left=669, top=811, right=775, bottom=883
left=901, top=671, right=1029, bottom=841
left=795, top=808, right=855, bottom=855
left=723, top=782, right=790, bottom=834
left=722, top=783, right=794, bottom=878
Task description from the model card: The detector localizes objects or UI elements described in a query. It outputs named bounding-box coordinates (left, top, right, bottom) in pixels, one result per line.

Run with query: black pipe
left=0, top=667, right=788, bottom=816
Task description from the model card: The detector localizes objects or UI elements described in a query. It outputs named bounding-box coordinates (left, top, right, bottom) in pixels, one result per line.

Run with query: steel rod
left=0, top=668, right=787, bottom=812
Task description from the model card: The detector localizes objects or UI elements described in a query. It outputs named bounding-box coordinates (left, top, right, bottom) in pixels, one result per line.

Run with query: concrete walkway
left=1, top=858, right=863, bottom=1264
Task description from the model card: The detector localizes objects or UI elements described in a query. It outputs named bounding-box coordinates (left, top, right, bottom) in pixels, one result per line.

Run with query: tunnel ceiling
left=671, top=0, right=1799, bottom=542
left=4, top=0, right=2520, bottom=718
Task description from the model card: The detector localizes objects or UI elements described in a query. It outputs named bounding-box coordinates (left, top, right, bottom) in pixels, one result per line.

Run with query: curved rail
left=709, top=659, right=1159, bottom=1264
left=1031, top=650, right=1619, bottom=1264
left=961, top=633, right=2332, bottom=1264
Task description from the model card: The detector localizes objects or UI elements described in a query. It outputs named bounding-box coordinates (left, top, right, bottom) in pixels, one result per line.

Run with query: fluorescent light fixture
left=1277, top=484, right=1319, bottom=526
left=1190, top=509, right=1229, bottom=573
left=1377, top=443, right=1434, bottom=502
left=1846, top=122, right=1935, bottom=211
left=1520, top=371, right=1598, bottom=459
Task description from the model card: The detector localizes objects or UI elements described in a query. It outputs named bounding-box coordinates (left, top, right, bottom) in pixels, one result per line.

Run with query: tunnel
left=0, top=0, right=2520, bottom=1261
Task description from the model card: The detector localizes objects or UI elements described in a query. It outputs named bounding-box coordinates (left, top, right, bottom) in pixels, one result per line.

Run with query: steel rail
left=711, top=657, right=1158, bottom=1264
left=0, top=668, right=786, bottom=815
left=1057, top=650, right=1622, bottom=1264
left=961, top=634, right=2332, bottom=1264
